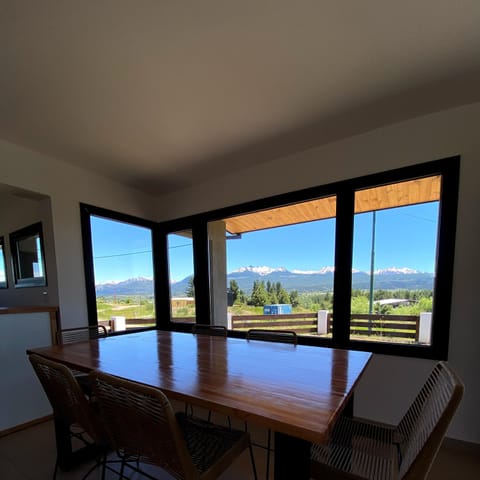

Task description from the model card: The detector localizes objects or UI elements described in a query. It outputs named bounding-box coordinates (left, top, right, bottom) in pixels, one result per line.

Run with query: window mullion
left=192, top=223, right=211, bottom=325
left=153, top=225, right=171, bottom=329
left=332, top=187, right=355, bottom=347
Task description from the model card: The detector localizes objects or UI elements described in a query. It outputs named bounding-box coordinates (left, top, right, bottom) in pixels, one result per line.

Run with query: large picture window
left=81, top=157, right=459, bottom=359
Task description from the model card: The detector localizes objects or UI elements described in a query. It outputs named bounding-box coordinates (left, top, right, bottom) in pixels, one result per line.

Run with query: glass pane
left=351, top=176, right=441, bottom=346
left=213, top=196, right=336, bottom=337
left=167, top=231, right=196, bottom=323
left=91, top=216, right=155, bottom=331
left=0, top=237, right=7, bottom=288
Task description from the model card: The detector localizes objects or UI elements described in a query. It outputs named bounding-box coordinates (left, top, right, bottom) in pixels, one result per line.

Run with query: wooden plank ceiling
left=224, top=175, right=441, bottom=234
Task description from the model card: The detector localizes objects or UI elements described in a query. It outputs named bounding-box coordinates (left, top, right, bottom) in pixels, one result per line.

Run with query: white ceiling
left=1, top=1, right=480, bottom=194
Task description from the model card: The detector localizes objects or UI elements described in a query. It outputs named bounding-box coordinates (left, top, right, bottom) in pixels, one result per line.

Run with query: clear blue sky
left=91, top=202, right=439, bottom=284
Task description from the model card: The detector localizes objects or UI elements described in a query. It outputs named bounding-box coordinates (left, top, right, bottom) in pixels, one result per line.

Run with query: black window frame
left=80, top=156, right=459, bottom=359
left=80, top=203, right=164, bottom=331
left=157, top=156, right=459, bottom=360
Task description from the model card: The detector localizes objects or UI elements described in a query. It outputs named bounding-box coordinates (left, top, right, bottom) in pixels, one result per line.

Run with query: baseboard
left=0, top=414, right=53, bottom=438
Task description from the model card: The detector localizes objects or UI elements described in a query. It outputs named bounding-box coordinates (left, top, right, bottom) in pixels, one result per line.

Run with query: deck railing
left=231, top=311, right=423, bottom=342
left=100, top=311, right=430, bottom=343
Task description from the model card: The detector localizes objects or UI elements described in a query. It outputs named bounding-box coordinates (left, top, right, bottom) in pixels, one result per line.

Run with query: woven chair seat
left=176, top=413, right=249, bottom=474
left=310, top=362, right=464, bottom=480
left=311, top=416, right=399, bottom=480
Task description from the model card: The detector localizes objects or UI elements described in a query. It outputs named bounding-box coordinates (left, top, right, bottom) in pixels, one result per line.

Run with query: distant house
left=373, top=298, right=411, bottom=308
left=171, top=297, right=195, bottom=308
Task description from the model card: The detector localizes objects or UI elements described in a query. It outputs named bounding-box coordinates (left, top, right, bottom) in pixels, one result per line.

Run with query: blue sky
left=91, top=202, right=439, bottom=284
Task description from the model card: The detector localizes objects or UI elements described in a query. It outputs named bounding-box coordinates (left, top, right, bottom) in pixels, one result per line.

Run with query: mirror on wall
left=0, top=237, right=7, bottom=288
left=10, top=222, right=47, bottom=287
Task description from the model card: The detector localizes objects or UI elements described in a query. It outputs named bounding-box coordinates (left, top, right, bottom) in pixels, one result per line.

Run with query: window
left=350, top=176, right=441, bottom=346
left=80, top=157, right=459, bottom=358
left=167, top=230, right=196, bottom=323
left=211, top=195, right=337, bottom=337
left=10, top=222, right=47, bottom=287
left=80, top=205, right=157, bottom=332
left=0, top=237, right=7, bottom=288
left=158, top=157, right=459, bottom=359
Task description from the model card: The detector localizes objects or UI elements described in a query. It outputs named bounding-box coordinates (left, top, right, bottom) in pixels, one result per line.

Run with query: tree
left=289, top=290, right=299, bottom=307
left=269, top=291, right=279, bottom=304
left=185, top=276, right=195, bottom=297
left=249, top=280, right=270, bottom=306
left=229, top=280, right=240, bottom=303
left=277, top=287, right=290, bottom=304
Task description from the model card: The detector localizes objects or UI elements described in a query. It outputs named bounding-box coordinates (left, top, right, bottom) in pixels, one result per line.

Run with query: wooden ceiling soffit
left=354, top=175, right=441, bottom=214
left=224, top=196, right=337, bottom=234
left=223, top=175, right=441, bottom=235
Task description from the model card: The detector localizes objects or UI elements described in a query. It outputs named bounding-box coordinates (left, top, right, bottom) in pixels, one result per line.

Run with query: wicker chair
left=310, top=361, right=464, bottom=480
left=56, top=325, right=108, bottom=394
left=246, top=329, right=297, bottom=479
left=28, top=354, right=109, bottom=480
left=56, top=325, right=108, bottom=344
left=191, top=324, right=227, bottom=337
left=89, top=370, right=258, bottom=480
left=246, top=329, right=298, bottom=345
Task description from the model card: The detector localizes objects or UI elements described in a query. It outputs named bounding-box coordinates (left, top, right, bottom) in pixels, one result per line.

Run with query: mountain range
left=95, top=266, right=434, bottom=297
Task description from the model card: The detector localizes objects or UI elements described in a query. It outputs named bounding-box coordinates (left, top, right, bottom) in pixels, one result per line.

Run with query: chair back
left=57, top=325, right=107, bottom=344
left=192, top=324, right=227, bottom=337
left=396, top=361, right=464, bottom=479
left=28, top=354, right=106, bottom=444
left=90, top=370, right=198, bottom=479
left=246, top=329, right=297, bottom=345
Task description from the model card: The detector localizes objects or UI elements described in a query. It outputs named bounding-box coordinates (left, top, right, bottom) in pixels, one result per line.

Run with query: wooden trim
left=0, top=306, right=59, bottom=315
left=49, top=309, right=60, bottom=345
left=0, top=414, right=53, bottom=438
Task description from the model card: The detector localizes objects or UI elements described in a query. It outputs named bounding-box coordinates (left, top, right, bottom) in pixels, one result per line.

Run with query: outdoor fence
left=230, top=311, right=432, bottom=343
left=102, top=311, right=432, bottom=343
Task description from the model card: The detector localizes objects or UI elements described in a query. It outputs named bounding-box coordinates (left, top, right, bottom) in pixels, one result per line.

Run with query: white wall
left=1, top=141, right=159, bottom=328
left=155, top=102, right=480, bottom=444
left=0, top=311, right=54, bottom=430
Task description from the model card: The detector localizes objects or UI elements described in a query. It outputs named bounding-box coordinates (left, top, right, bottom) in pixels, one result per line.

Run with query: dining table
left=27, top=329, right=372, bottom=479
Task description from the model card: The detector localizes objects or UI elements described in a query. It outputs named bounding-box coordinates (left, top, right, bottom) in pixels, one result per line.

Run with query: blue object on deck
left=263, top=304, right=292, bottom=315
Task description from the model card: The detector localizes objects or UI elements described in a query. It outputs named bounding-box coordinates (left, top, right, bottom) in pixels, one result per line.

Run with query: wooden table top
left=28, top=329, right=371, bottom=444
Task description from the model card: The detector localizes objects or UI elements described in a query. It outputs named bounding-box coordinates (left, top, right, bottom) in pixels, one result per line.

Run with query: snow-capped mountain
left=95, top=276, right=154, bottom=296
left=374, top=267, right=419, bottom=275
left=231, top=266, right=288, bottom=276
left=96, top=266, right=434, bottom=297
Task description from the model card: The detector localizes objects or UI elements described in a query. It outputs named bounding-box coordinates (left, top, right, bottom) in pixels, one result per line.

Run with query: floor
left=1, top=413, right=479, bottom=479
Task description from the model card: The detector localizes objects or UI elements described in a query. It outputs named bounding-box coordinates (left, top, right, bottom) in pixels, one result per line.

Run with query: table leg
left=54, top=417, right=98, bottom=470
left=274, top=432, right=310, bottom=480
